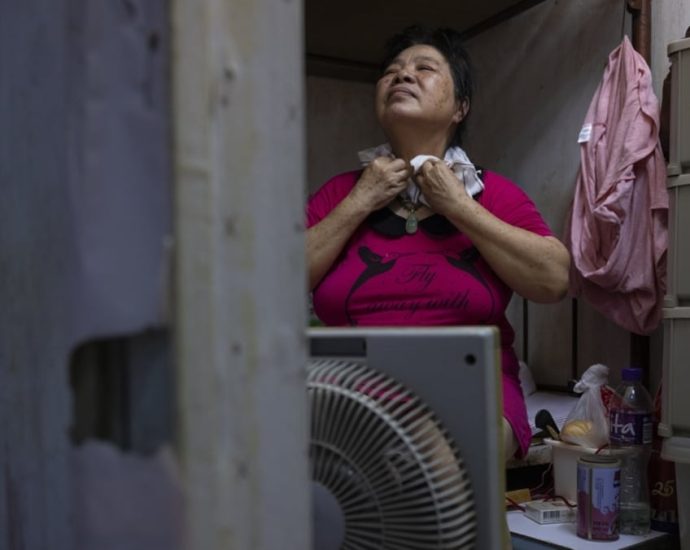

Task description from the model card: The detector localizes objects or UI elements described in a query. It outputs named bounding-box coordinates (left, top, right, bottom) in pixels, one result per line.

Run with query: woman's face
left=375, top=44, right=466, bottom=136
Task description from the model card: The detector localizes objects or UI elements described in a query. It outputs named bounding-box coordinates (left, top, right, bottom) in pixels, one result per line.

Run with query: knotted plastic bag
left=561, top=364, right=610, bottom=448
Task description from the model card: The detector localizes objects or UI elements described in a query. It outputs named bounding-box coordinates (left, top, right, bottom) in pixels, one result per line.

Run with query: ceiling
left=305, top=0, right=546, bottom=79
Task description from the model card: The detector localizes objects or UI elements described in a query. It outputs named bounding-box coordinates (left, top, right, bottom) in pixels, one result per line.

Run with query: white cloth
left=357, top=143, right=484, bottom=206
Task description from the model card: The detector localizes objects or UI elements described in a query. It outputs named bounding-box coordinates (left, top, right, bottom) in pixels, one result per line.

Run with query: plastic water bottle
left=609, top=367, right=654, bottom=535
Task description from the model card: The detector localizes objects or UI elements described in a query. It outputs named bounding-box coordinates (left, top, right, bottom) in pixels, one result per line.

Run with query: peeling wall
left=1, top=2, right=78, bottom=547
left=67, top=0, right=172, bottom=342
left=1, top=0, right=173, bottom=547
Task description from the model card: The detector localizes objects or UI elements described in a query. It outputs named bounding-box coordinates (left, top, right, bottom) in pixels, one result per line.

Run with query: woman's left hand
left=415, top=160, right=468, bottom=216
left=417, top=159, right=570, bottom=304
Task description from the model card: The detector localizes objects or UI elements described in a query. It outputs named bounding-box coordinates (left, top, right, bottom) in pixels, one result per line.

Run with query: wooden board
left=171, top=0, right=311, bottom=547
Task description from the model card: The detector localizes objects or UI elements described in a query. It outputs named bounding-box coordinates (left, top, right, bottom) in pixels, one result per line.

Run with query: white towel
left=357, top=143, right=484, bottom=206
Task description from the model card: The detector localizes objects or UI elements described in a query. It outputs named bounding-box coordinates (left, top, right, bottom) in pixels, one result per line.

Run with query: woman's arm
left=307, top=195, right=370, bottom=290
left=416, top=161, right=570, bottom=303
left=307, top=158, right=411, bottom=291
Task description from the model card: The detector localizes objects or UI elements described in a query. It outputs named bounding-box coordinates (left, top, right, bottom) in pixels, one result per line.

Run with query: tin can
left=577, top=455, right=621, bottom=540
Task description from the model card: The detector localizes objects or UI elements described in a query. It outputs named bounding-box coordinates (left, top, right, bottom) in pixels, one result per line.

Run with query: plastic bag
left=560, top=364, right=610, bottom=448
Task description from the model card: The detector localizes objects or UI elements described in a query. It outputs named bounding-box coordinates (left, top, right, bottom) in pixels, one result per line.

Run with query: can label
left=609, top=410, right=652, bottom=445
left=577, top=457, right=620, bottom=540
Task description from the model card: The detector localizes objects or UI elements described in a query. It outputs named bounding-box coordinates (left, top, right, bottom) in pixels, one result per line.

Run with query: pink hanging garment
left=565, top=36, right=668, bottom=335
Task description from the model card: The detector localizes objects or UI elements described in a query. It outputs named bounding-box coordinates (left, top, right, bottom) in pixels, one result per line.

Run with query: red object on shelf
left=649, top=384, right=679, bottom=534
left=600, top=384, right=616, bottom=415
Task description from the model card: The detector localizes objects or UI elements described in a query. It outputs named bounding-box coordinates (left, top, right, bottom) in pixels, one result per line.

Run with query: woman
left=306, top=26, right=570, bottom=460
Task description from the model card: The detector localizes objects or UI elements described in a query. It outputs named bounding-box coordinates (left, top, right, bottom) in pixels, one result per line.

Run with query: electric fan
left=308, top=327, right=506, bottom=550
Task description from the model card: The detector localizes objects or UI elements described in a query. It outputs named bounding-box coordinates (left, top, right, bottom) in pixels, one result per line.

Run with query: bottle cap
left=622, top=367, right=643, bottom=381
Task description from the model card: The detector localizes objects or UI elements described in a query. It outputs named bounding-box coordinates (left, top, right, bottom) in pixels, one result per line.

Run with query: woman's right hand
left=349, top=157, right=411, bottom=212
left=307, top=157, right=410, bottom=290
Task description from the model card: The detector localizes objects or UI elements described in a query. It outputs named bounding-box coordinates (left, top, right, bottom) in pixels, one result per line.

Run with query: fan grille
left=308, top=358, right=476, bottom=549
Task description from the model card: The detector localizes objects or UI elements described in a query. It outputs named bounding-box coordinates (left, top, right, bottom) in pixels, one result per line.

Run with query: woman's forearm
left=308, top=157, right=412, bottom=291
left=307, top=196, right=371, bottom=291
left=444, top=199, right=570, bottom=303
left=414, top=161, right=569, bottom=302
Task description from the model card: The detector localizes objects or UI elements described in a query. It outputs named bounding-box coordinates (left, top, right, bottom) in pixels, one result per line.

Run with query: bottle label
left=610, top=410, right=653, bottom=445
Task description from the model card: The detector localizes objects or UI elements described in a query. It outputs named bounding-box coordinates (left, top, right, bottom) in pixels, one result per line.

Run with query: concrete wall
left=1, top=1, right=173, bottom=547
left=0, top=3, right=76, bottom=546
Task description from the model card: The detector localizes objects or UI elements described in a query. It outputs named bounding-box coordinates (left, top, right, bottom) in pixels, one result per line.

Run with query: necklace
left=397, top=195, right=421, bottom=234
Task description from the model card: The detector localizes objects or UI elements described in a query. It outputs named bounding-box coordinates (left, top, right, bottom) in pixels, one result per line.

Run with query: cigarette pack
left=524, top=500, right=577, bottom=524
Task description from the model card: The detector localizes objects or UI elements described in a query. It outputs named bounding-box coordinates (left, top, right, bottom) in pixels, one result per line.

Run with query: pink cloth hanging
left=565, top=36, right=668, bottom=335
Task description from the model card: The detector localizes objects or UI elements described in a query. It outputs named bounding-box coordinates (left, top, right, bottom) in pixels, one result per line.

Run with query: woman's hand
left=417, top=159, right=570, bottom=303
left=350, top=157, right=411, bottom=212
left=307, top=157, right=409, bottom=291
left=415, top=159, right=467, bottom=216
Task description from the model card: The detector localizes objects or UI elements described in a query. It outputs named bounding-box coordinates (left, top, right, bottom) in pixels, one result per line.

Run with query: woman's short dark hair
left=380, top=26, right=473, bottom=147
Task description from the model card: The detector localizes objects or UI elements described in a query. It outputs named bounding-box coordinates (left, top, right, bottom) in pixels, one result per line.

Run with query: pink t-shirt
left=307, top=169, right=553, bottom=457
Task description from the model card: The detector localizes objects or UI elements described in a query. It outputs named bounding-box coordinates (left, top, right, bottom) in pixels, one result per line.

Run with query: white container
left=661, top=437, right=690, bottom=550
left=667, top=37, right=690, bottom=176
left=544, top=439, right=601, bottom=503
left=665, top=175, right=690, bottom=307
left=659, top=308, right=690, bottom=438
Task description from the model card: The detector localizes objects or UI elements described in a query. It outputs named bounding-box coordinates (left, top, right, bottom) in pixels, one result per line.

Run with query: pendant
left=405, top=213, right=418, bottom=234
